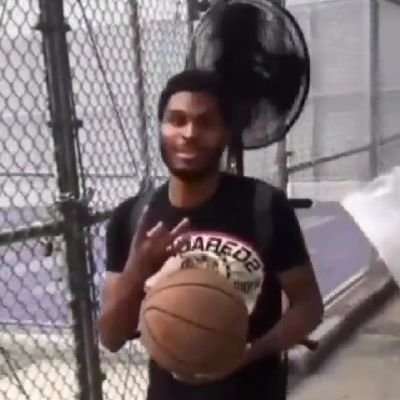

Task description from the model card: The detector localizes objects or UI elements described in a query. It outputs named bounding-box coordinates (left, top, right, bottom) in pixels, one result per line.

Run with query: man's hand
left=97, top=207, right=190, bottom=352
left=241, top=264, right=323, bottom=361
left=123, top=207, right=190, bottom=285
left=171, top=344, right=254, bottom=385
left=144, top=255, right=183, bottom=293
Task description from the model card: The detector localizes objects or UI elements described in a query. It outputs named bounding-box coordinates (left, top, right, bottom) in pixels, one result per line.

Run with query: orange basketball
left=139, top=267, right=249, bottom=379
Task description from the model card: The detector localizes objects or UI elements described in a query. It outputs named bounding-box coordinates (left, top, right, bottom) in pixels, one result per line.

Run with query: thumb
left=144, top=255, right=183, bottom=292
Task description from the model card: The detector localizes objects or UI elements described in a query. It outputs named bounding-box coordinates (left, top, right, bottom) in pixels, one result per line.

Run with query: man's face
left=160, top=91, right=229, bottom=182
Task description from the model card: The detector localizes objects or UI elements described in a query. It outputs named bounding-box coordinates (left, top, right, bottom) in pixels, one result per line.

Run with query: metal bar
left=368, top=0, right=380, bottom=178
left=0, top=172, right=55, bottom=178
left=366, top=0, right=380, bottom=270
left=88, top=210, right=113, bottom=224
left=288, top=132, right=400, bottom=174
left=0, top=209, right=114, bottom=246
left=0, top=172, right=138, bottom=179
left=186, top=0, right=195, bottom=41
left=129, top=0, right=150, bottom=184
left=275, top=140, right=289, bottom=190
left=273, top=0, right=288, bottom=191
left=288, top=144, right=371, bottom=173
left=324, top=267, right=367, bottom=309
left=37, top=1, right=104, bottom=399
left=0, top=222, right=63, bottom=246
left=379, top=131, right=400, bottom=144
left=289, top=198, right=313, bottom=209
left=384, top=0, right=400, bottom=6
left=0, top=208, right=113, bottom=244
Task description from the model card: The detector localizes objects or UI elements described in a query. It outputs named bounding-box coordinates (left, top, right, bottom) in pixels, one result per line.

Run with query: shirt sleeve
left=105, top=198, right=135, bottom=273
left=268, top=189, right=311, bottom=274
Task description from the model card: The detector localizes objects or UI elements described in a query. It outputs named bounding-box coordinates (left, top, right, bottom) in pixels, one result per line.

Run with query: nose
left=181, top=122, right=198, bottom=140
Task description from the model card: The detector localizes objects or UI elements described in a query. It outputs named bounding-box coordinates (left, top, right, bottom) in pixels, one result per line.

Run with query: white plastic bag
left=341, top=166, right=400, bottom=287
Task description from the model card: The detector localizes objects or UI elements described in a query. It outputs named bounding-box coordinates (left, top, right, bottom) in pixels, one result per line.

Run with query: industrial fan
left=186, top=0, right=310, bottom=173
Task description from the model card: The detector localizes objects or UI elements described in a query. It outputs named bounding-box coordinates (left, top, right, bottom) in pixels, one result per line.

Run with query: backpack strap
left=127, top=182, right=157, bottom=341
left=253, top=180, right=273, bottom=257
left=129, top=181, right=157, bottom=237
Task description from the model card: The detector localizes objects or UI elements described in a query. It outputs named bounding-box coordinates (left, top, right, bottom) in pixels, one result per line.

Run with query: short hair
left=157, top=69, right=232, bottom=128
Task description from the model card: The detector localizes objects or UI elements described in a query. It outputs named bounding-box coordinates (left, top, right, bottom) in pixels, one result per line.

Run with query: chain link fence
left=285, top=0, right=373, bottom=200
left=1, top=0, right=190, bottom=399
left=376, top=0, right=400, bottom=175
left=0, top=1, right=79, bottom=399
left=282, top=0, right=400, bottom=201
left=282, top=0, right=400, bottom=296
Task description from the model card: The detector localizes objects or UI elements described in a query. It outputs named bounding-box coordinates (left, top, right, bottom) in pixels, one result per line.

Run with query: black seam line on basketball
left=145, top=306, right=244, bottom=341
left=144, top=315, right=201, bottom=369
left=147, top=282, right=246, bottom=309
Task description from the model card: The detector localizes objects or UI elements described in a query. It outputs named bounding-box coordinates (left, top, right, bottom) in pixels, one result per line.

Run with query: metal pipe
left=273, top=0, right=289, bottom=190
left=129, top=0, right=150, bottom=185
left=288, top=132, right=400, bottom=174
left=367, top=0, right=380, bottom=178
left=366, top=0, right=380, bottom=270
left=0, top=210, right=112, bottom=246
left=0, top=222, right=63, bottom=245
left=36, top=1, right=104, bottom=399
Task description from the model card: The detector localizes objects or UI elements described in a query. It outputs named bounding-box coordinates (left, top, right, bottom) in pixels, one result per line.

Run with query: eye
left=165, top=111, right=187, bottom=127
left=196, top=114, right=215, bottom=129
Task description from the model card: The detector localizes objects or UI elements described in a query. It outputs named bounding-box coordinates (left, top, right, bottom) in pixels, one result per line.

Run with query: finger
left=172, top=373, right=190, bottom=383
left=170, top=218, right=190, bottom=238
left=145, top=256, right=182, bottom=291
left=145, top=221, right=164, bottom=237
left=172, top=373, right=207, bottom=385
left=156, top=219, right=190, bottom=254
left=167, top=236, right=189, bottom=256
left=130, top=220, right=165, bottom=260
left=131, top=204, right=151, bottom=246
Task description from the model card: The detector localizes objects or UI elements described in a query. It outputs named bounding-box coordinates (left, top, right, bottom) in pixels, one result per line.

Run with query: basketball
left=139, top=267, right=249, bottom=379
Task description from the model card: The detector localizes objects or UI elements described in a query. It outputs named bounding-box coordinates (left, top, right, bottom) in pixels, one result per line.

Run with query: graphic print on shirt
left=146, top=231, right=265, bottom=314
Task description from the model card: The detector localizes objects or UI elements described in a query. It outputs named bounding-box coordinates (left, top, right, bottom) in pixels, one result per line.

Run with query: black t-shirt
left=105, top=173, right=310, bottom=400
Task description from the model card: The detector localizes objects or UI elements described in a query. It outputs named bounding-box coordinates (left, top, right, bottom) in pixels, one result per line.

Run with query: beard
left=159, top=139, right=225, bottom=183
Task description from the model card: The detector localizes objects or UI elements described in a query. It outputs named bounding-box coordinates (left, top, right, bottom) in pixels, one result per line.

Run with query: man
left=97, top=69, right=323, bottom=399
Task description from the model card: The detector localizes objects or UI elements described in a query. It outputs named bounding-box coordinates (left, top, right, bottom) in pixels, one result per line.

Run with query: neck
left=168, top=172, right=221, bottom=208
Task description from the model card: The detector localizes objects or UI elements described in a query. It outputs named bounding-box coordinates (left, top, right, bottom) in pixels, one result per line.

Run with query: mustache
left=159, top=139, right=226, bottom=158
left=174, top=145, right=205, bottom=153
left=166, top=140, right=221, bottom=153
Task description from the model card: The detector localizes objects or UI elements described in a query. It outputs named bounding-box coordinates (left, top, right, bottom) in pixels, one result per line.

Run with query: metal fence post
left=368, top=0, right=380, bottom=179
left=275, top=140, right=289, bottom=191
left=187, top=0, right=196, bottom=40
left=273, top=0, right=289, bottom=192
left=130, top=0, right=151, bottom=184
left=37, top=1, right=104, bottom=399
left=365, top=0, right=380, bottom=270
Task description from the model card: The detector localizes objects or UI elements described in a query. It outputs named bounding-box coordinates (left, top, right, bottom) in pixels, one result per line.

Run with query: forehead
left=166, top=91, right=219, bottom=115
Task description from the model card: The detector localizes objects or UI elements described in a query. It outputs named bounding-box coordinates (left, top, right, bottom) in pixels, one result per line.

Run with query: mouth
left=175, top=149, right=201, bottom=160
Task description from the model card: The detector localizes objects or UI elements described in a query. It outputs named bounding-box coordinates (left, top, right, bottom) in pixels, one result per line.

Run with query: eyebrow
left=166, top=108, right=215, bottom=116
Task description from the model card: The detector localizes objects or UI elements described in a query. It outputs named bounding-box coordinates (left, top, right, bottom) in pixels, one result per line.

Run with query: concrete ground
left=2, top=290, right=398, bottom=399
left=0, top=336, right=149, bottom=400
left=289, top=292, right=400, bottom=400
